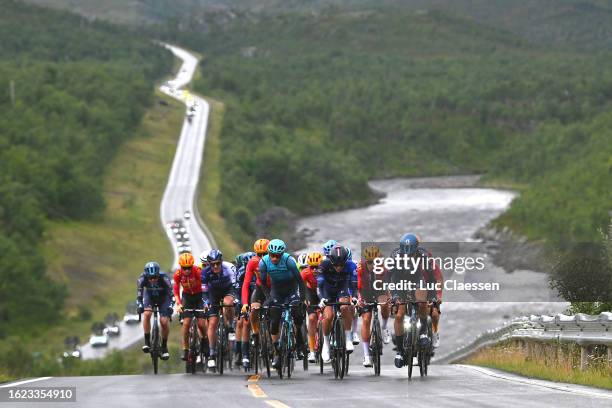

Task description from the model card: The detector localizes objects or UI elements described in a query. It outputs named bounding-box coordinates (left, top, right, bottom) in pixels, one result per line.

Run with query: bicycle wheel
left=405, top=330, right=414, bottom=379
left=277, top=324, right=285, bottom=379
left=335, top=318, right=346, bottom=380
left=371, top=317, right=381, bottom=376
left=186, top=321, right=197, bottom=374
left=285, top=324, right=294, bottom=379
left=317, top=320, right=324, bottom=374
left=218, top=320, right=225, bottom=375
left=261, top=322, right=272, bottom=378
left=151, top=317, right=159, bottom=375
left=300, top=320, right=308, bottom=371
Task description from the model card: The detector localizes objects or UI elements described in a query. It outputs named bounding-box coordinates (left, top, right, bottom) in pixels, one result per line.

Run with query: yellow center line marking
left=265, top=400, right=291, bottom=408
left=247, top=374, right=260, bottom=382
left=247, top=383, right=267, bottom=398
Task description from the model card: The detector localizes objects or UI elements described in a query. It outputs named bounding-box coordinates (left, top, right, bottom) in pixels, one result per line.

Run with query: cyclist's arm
left=172, top=270, right=181, bottom=305
left=288, top=257, right=306, bottom=301
left=241, top=264, right=254, bottom=304
left=258, top=259, right=271, bottom=298
left=136, top=274, right=145, bottom=303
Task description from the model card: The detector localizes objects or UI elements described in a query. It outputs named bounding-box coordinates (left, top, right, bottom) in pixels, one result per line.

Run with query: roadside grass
left=196, top=96, right=241, bottom=255
left=464, top=342, right=612, bottom=390
left=36, top=89, right=183, bottom=355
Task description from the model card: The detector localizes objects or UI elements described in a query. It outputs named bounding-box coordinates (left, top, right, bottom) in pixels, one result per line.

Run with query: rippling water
left=296, top=176, right=567, bottom=357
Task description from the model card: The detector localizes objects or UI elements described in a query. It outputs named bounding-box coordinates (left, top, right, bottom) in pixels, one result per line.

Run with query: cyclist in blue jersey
left=235, top=251, right=256, bottom=368
left=317, top=245, right=355, bottom=363
left=201, top=249, right=237, bottom=369
left=137, top=261, right=173, bottom=360
left=258, top=239, right=307, bottom=368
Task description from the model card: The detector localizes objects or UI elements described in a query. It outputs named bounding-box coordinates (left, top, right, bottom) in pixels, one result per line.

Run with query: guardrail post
left=608, top=346, right=611, bottom=368
left=580, top=346, right=589, bottom=371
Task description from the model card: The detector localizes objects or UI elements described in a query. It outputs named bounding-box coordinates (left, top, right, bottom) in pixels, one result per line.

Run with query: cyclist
left=201, top=249, right=237, bottom=369
left=258, top=239, right=307, bottom=368
left=357, top=245, right=391, bottom=367
left=235, top=251, right=256, bottom=367
left=240, top=238, right=270, bottom=357
left=317, top=245, right=355, bottom=363
left=173, top=252, right=206, bottom=362
left=137, top=261, right=173, bottom=360
left=390, top=233, right=443, bottom=368
left=346, top=247, right=361, bottom=346
left=301, top=251, right=323, bottom=363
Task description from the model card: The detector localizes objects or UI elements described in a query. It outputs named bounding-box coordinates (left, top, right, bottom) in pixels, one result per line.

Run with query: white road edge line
left=0, top=377, right=52, bottom=388
left=456, top=364, right=612, bottom=399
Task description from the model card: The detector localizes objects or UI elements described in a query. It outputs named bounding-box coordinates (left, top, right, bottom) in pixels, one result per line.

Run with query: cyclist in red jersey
left=240, top=239, right=270, bottom=342
left=173, top=252, right=206, bottom=361
left=301, top=251, right=323, bottom=363
left=357, top=245, right=392, bottom=367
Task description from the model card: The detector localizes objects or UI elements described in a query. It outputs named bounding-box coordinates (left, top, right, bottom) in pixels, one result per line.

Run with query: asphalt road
left=2, top=350, right=611, bottom=408
left=80, top=44, right=213, bottom=360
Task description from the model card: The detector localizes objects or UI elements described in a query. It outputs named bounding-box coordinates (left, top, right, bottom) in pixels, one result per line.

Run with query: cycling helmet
left=253, top=238, right=270, bottom=254
left=178, top=252, right=195, bottom=268
left=322, top=239, right=338, bottom=256
left=296, top=253, right=308, bottom=269
left=329, top=245, right=349, bottom=266
left=399, top=233, right=419, bottom=255
left=268, top=239, right=286, bottom=255
left=242, top=251, right=256, bottom=264
left=363, top=245, right=382, bottom=261
left=144, top=261, right=160, bottom=278
left=307, top=252, right=323, bottom=267
left=207, top=249, right=223, bottom=262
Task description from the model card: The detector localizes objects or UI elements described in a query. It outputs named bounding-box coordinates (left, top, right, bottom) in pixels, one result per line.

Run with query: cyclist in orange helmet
left=173, top=252, right=206, bottom=361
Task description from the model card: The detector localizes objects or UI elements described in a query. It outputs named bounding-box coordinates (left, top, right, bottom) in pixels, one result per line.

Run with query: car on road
left=184, top=210, right=191, bottom=220
left=123, top=301, right=140, bottom=324
left=62, top=336, right=82, bottom=359
left=104, top=313, right=121, bottom=336
left=89, top=323, right=109, bottom=347
left=62, top=346, right=82, bottom=359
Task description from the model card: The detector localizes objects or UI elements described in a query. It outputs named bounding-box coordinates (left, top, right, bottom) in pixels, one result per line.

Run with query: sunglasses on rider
left=269, top=253, right=281, bottom=259
left=211, top=261, right=222, bottom=267
left=181, top=266, right=191, bottom=271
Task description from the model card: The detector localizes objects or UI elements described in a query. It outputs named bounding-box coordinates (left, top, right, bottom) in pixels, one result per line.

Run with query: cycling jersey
left=259, top=253, right=305, bottom=301
left=201, top=261, right=236, bottom=291
left=241, top=256, right=270, bottom=304
left=388, top=246, right=443, bottom=300
left=316, top=258, right=352, bottom=300
left=300, top=266, right=317, bottom=290
left=173, top=266, right=203, bottom=301
left=137, top=272, right=173, bottom=301
left=358, top=260, right=389, bottom=300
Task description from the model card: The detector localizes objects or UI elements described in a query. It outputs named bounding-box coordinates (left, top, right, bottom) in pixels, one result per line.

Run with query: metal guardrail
left=435, top=312, right=612, bottom=368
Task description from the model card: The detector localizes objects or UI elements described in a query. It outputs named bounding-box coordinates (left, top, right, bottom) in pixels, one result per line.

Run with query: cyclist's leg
left=207, top=291, right=221, bottom=358
left=416, top=289, right=429, bottom=335
left=393, top=303, right=406, bottom=347
left=158, top=296, right=171, bottom=354
left=249, top=285, right=263, bottom=335
left=290, top=295, right=305, bottom=357
left=361, top=306, right=373, bottom=360
left=223, top=293, right=235, bottom=327
left=142, top=291, right=153, bottom=350
left=306, top=288, right=319, bottom=354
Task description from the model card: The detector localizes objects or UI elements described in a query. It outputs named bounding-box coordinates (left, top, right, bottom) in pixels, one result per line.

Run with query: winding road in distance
left=80, top=44, right=215, bottom=360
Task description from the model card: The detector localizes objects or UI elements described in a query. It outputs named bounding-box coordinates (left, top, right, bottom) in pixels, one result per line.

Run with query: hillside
left=160, top=9, right=612, bottom=246
left=0, top=0, right=172, bottom=338
left=26, top=0, right=612, bottom=50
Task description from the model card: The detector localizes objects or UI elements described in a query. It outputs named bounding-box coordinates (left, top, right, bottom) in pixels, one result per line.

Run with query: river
left=296, top=175, right=567, bottom=358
